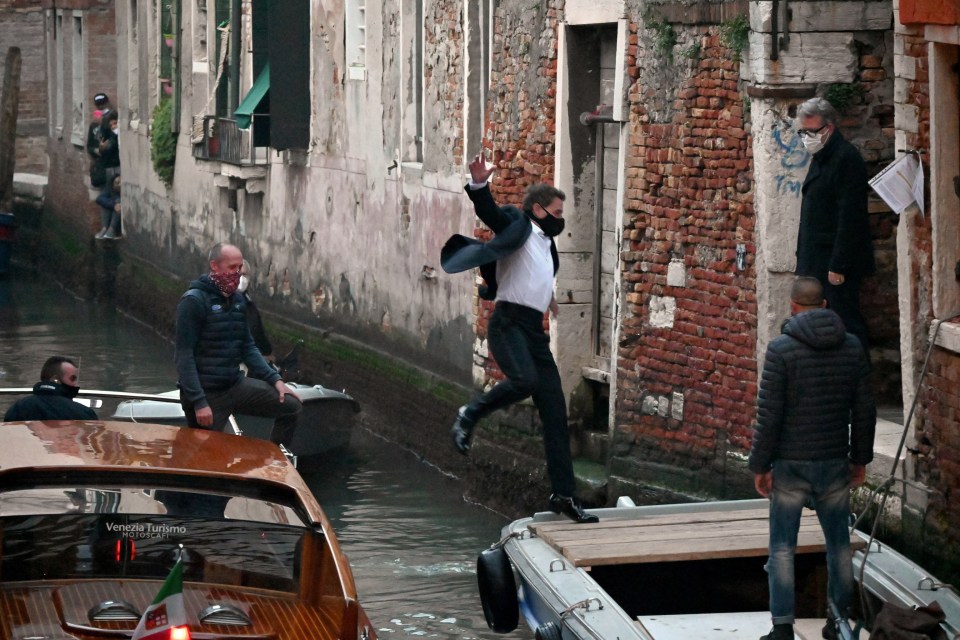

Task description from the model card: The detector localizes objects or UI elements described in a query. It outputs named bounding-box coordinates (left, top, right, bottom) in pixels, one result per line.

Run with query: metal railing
left=191, top=115, right=268, bottom=166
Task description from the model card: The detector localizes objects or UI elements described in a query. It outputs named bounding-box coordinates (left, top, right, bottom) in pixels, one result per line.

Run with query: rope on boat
left=851, top=311, right=960, bottom=622
left=560, top=597, right=604, bottom=618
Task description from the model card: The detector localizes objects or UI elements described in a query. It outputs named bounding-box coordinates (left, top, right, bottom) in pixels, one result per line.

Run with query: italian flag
left=132, top=557, right=189, bottom=640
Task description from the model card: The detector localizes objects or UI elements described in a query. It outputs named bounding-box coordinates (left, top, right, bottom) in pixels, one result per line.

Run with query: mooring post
left=0, top=46, right=23, bottom=213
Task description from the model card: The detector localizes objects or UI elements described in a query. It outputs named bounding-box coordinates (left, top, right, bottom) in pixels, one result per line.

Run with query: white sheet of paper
left=869, top=153, right=924, bottom=215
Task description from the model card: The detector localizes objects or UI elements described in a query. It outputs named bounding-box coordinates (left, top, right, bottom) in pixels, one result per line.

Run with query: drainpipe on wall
left=229, top=0, right=240, bottom=112
left=580, top=105, right=616, bottom=357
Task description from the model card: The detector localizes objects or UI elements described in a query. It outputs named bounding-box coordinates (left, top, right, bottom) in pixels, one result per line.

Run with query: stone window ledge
left=932, top=320, right=960, bottom=354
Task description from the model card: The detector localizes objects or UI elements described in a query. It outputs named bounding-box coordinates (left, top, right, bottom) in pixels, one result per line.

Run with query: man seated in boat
left=749, top=276, right=876, bottom=640
left=175, top=243, right=301, bottom=447
left=4, top=356, right=98, bottom=421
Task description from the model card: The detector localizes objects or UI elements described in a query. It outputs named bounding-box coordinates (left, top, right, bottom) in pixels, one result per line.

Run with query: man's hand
left=114, top=202, right=121, bottom=213
left=195, top=406, right=214, bottom=427
left=549, top=297, right=559, bottom=317
left=468, top=152, right=496, bottom=185
left=850, top=464, right=866, bottom=488
left=828, top=271, right=846, bottom=285
left=275, top=380, right=300, bottom=403
left=754, top=471, right=773, bottom=498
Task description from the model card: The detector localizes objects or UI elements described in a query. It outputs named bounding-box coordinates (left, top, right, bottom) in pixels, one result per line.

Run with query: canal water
left=0, top=270, right=532, bottom=640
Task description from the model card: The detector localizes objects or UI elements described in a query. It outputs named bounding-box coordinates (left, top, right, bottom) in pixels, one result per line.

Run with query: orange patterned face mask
left=210, top=269, right=242, bottom=297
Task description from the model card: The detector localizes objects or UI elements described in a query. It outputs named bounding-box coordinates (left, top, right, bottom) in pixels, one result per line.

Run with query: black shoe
left=549, top=493, right=599, bottom=524
left=760, top=624, right=794, bottom=640
left=451, top=406, right=476, bottom=455
left=822, top=620, right=838, bottom=640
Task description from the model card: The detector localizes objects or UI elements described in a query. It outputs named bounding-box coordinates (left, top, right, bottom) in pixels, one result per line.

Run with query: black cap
left=93, top=93, right=109, bottom=105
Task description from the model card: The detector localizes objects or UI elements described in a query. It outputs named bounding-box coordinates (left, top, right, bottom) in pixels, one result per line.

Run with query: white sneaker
left=103, top=230, right=118, bottom=239
left=95, top=228, right=107, bottom=239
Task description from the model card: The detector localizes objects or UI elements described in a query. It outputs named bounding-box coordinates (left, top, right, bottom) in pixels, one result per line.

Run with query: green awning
left=234, top=64, right=269, bottom=130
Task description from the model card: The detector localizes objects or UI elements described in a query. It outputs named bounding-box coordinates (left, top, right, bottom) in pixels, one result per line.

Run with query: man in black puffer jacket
left=750, top=276, right=876, bottom=640
left=175, top=243, right=301, bottom=446
left=4, top=356, right=98, bottom=421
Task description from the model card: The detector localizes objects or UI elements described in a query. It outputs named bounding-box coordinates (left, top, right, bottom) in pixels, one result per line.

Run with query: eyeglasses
left=797, top=124, right=828, bottom=138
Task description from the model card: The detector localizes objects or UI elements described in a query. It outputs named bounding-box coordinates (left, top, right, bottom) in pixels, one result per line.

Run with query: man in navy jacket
left=441, top=154, right=597, bottom=524
left=175, top=243, right=300, bottom=446
left=749, top=276, right=875, bottom=640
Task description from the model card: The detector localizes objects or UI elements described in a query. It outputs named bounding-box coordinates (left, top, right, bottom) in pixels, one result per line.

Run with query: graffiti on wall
left=772, top=121, right=811, bottom=197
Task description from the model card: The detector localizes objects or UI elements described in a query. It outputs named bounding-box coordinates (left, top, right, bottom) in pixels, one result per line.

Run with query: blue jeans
left=767, top=458, right=854, bottom=625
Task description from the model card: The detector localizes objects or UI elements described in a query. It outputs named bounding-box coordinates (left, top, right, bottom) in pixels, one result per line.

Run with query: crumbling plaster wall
left=119, top=0, right=482, bottom=379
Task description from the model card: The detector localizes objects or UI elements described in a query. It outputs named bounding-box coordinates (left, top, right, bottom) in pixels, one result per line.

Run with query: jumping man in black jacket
left=4, top=356, right=98, bottom=421
left=440, top=153, right=597, bottom=524
left=175, top=243, right=301, bottom=446
left=749, top=277, right=876, bottom=640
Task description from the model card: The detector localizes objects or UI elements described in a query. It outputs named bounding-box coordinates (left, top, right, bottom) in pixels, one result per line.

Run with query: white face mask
left=802, top=133, right=825, bottom=154
left=237, top=275, right=249, bottom=293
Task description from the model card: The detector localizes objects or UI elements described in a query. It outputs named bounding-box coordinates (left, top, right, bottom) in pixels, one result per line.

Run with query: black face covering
left=62, top=383, right=81, bottom=399
left=527, top=210, right=566, bottom=237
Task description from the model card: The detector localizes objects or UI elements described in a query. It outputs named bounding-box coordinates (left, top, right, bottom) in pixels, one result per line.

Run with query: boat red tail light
left=170, top=625, right=191, bottom=640
left=113, top=539, right=136, bottom=563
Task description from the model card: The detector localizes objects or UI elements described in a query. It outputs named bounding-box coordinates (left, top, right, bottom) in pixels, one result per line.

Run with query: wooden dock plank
left=548, top=521, right=827, bottom=550
left=529, top=508, right=773, bottom=537
left=534, top=517, right=821, bottom=546
left=530, top=509, right=865, bottom=567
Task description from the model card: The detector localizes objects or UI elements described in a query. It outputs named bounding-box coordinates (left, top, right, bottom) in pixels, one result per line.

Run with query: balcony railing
left=191, top=116, right=269, bottom=166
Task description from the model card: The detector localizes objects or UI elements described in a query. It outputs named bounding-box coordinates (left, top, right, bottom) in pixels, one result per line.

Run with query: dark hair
left=522, top=184, right=566, bottom=212
left=99, top=109, right=116, bottom=130
left=40, top=356, right=77, bottom=382
left=791, top=276, right=824, bottom=307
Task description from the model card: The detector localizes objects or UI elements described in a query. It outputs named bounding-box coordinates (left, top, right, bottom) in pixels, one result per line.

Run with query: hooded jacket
left=748, top=308, right=876, bottom=473
left=174, top=275, right=280, bottom=409
left=3, top=381, right=99, bottom=421
left=440, top=184, right=559, bottom=300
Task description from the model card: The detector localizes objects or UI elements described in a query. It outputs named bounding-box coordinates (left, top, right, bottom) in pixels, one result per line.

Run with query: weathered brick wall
left=893, top=0, right=960, bottom=576
left=0, top=1, right=49, bottom=173
left=843, top=33, right=900, bottom=401
left=423, top=0, right=465, bottom=173
left=614, top=21, right=757, bottom=491
left=476, top=0, right=562, bottom=384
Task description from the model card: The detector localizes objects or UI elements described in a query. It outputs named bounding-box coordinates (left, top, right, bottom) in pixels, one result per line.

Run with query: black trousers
left=822, top=276, right=869, bottom=354
left=181, top=376, right=302, bottom=446
left=467, top=301, right=576, bottom=496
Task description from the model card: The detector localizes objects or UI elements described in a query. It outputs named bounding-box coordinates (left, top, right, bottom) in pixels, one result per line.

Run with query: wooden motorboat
left=0, top=419, right=377, bottom=640
left=477, top=498, right=960, bottom=639
left=109, top=382, right=360, bottom=467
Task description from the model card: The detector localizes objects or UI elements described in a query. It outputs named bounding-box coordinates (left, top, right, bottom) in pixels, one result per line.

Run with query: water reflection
left=0, top=268, right=533, bottom=639
left=307, top=429, right=531, bottom=639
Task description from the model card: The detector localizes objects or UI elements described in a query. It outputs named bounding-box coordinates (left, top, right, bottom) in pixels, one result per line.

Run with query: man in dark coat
left=175, top=243, right=301, bottom=446
left=795, top=97, right=875, bottom=352
left=440, top=153, right=597, bottom=524
left=749, top=277, right=876, bottom=640
left=4, top=356, right=98, bottom=421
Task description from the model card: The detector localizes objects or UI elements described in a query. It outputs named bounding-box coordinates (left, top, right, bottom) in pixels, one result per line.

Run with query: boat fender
left=476, top=546, right=519, bottom=633
left=534, top=621, right=563, bottom=640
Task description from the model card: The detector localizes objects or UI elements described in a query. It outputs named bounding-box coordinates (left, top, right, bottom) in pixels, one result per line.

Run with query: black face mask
left=527, top=210, right=565, bottom=237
